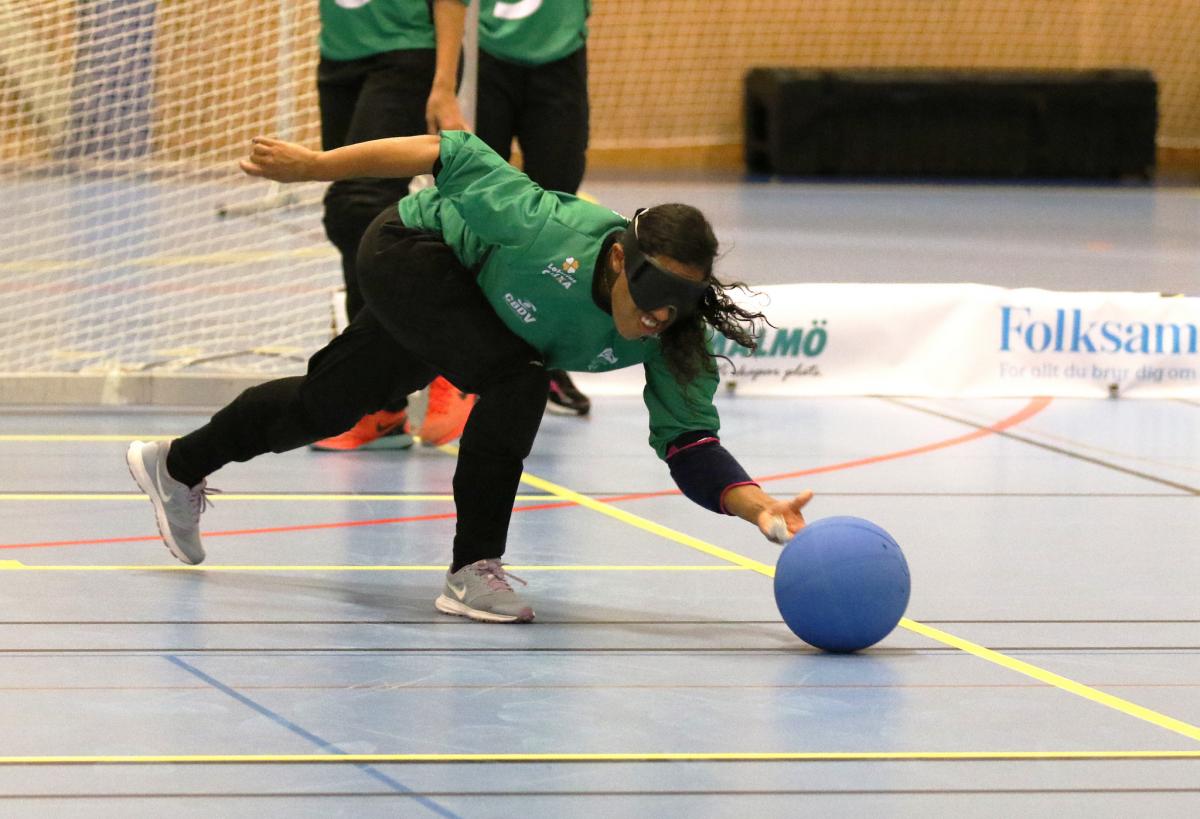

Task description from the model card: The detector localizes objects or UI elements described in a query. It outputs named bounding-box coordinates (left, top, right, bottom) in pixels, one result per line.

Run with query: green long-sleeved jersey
left=478, top=0, right=590, bottom=66
left=398, top=131, right=721, bottom=459
left=318, top=0, right=469, bottom=61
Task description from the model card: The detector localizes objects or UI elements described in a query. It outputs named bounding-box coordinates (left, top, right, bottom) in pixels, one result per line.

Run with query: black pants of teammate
left=474, top=46, right=589, bottom=195
left=318, top=49, right=435, bottom=321
left=167, top=210, right=549, bottom=568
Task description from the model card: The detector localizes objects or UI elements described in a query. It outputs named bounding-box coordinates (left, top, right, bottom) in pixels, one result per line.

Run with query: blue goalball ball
left=773, top=516, right=911, bottom=653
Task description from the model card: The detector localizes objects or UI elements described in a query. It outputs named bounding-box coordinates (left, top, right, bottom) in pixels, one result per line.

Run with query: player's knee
left=478, top=358, right=550, bottom=397
left=293, top=381, right=375, bottom=442
left=214, top=378, right=353, bottom=454
left=461, top=360, right=549, bottom=460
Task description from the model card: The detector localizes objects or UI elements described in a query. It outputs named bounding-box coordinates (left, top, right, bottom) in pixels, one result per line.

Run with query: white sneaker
left=435, top=559, right=535, bottom=623
left=126, top=440, right=215, bottom=565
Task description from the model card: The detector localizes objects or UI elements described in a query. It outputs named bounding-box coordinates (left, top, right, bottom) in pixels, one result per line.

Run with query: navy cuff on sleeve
left=666, top=431, right=756, bottom=515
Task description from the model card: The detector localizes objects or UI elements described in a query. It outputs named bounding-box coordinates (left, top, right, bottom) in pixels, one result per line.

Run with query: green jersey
left=319, top=0, right=468, bottom=61
left=399, top=131, right=721, bottom=458
left=478, top=0, right=590, bottom=66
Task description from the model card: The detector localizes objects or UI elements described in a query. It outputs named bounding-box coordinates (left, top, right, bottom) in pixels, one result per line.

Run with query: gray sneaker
left=435, top=559, right=535, bottom=623
left=126, top=440, right=214, bottom=565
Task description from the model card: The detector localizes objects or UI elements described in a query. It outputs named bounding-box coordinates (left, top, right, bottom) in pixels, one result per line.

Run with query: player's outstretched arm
left=238, top=135, right=442, bottom=183
left=724, top=485, right=814, bottom=544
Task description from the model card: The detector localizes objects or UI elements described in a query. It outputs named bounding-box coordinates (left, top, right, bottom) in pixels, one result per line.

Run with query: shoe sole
left=310, top=434, right=414, bottom=451
left=125, top=441, right=204, bottom=566
left=434, top=594, right=534, bottom=623
left=357, top=434, right=414, bottom=450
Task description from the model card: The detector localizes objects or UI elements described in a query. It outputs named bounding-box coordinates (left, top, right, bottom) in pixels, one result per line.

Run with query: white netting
left=1, top=0, right=327, bottom=376
left=1, top=1, right=1196, bottom=377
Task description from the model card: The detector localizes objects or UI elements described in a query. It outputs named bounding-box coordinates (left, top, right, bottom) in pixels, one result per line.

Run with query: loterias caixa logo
left=999, top=305, right=1199, bottom=385
left=710, top=320, right=829, bottom=382
left=541, top=257, right=579, bottom=289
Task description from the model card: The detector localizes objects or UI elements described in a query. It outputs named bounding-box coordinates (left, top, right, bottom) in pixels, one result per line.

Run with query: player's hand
left=238, top=137, right=320, bottom=183
left=757, top=490, right=814, bottom=544
left=425, top=87, right=467, bottom=133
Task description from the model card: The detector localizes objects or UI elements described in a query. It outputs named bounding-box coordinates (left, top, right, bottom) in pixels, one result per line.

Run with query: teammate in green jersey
left=475, top=1, right=593, bottom=415
left=313, top=0, right=470, bottom=452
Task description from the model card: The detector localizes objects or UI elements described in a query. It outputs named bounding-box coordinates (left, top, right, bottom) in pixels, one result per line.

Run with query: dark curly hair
left=632, top=204, right=768, bottom=385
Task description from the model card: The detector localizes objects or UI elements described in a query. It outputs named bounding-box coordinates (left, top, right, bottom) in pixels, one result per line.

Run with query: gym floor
left=0, top=180, right=1197, bottom=816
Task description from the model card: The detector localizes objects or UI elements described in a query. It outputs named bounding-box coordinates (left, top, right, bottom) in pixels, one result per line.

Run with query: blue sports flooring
left=0, top=395, right=1197, bottom=817
left=0, top=179, right=1197, bottom=816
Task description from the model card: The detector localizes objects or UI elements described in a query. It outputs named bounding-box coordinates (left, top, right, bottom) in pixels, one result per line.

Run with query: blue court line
left=164, top=655, right=460, bottom=818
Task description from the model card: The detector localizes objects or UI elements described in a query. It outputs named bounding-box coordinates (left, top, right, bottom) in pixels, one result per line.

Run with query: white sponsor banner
left=571, top=283, right=1200, bottom=398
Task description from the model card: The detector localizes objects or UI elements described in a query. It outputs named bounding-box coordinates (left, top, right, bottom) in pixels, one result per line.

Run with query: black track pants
left=168, top=210, right=549, bottom=565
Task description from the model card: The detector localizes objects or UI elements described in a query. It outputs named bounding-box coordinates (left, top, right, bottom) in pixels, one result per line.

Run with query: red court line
left=0, top=502, right=573, bottom=553
left=0, top=512, right=456, bottom=552
left=755, top=395, right=1051, bottom=483
left=602, top=396, right=1054, bottom=503
left=0, top=397, right=1050, bottom=552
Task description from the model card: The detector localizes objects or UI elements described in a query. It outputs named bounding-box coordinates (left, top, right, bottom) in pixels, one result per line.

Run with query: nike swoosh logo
left=448, top=582, right=467, bottom=601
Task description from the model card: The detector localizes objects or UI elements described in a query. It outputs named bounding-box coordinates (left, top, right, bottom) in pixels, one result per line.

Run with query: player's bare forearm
left=427, top=0, right=467, bottom=131
left=316, top=135, right=442, bottom=179
left=432, top=0, right=465, bottom=92
left=239, top=135, right=441, bottom=183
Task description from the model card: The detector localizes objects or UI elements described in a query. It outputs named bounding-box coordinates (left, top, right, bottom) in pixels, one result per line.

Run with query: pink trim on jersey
left=719, top=481, right=760, bottom=515
left=666, top=436, right=719, bottom=459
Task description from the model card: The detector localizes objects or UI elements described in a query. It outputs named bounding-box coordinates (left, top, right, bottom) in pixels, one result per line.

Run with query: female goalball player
left=127, top=131, right=813, bottom=622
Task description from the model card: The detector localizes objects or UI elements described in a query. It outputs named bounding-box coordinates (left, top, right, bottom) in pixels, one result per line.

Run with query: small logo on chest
left=503, top=293, right=538, bottom=323
left=541, top=257, right=580, bottom=289
left=588, top=347, right=619, bottom=370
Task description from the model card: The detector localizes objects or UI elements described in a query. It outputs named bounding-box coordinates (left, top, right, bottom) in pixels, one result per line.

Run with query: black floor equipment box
left=744, top=68, right=1157, bottom=179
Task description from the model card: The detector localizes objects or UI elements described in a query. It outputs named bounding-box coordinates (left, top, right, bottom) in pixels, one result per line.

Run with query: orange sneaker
left=310, top=409, right=413, bottom=451
left=418, top=376, right=476, bottom=446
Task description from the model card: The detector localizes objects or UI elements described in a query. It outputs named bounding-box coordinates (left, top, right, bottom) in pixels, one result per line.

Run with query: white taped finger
left=767, top=515, right=789, bottom=544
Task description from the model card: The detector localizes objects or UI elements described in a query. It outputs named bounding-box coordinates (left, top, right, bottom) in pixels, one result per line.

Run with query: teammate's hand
left=238, top=137, right=320, bottom=183
left=425, top=87, right=467, bottom=133
left=757, top=490, right=814, bottom=544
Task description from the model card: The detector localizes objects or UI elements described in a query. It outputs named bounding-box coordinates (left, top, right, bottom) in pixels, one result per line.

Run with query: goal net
left=1, top=1, right=328, bottom=381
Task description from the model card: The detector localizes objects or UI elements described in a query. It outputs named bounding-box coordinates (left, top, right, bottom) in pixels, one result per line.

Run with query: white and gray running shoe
left=435, top=559, right=535, bottom=623
left=126, top=440, right=215, bottom=565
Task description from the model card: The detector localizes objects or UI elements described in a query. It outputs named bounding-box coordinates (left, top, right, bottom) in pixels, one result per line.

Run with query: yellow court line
left=902, top=619, right=1200, bottom=741
left=509, top=460, right=1200, bottom=744
left=0, top=561, right=746, bottom=573
left=516, top=471, right=775, bottom=576
left=0, top=493, right=553, bottom=502
left=0, top=750, right=1197, bottom=765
